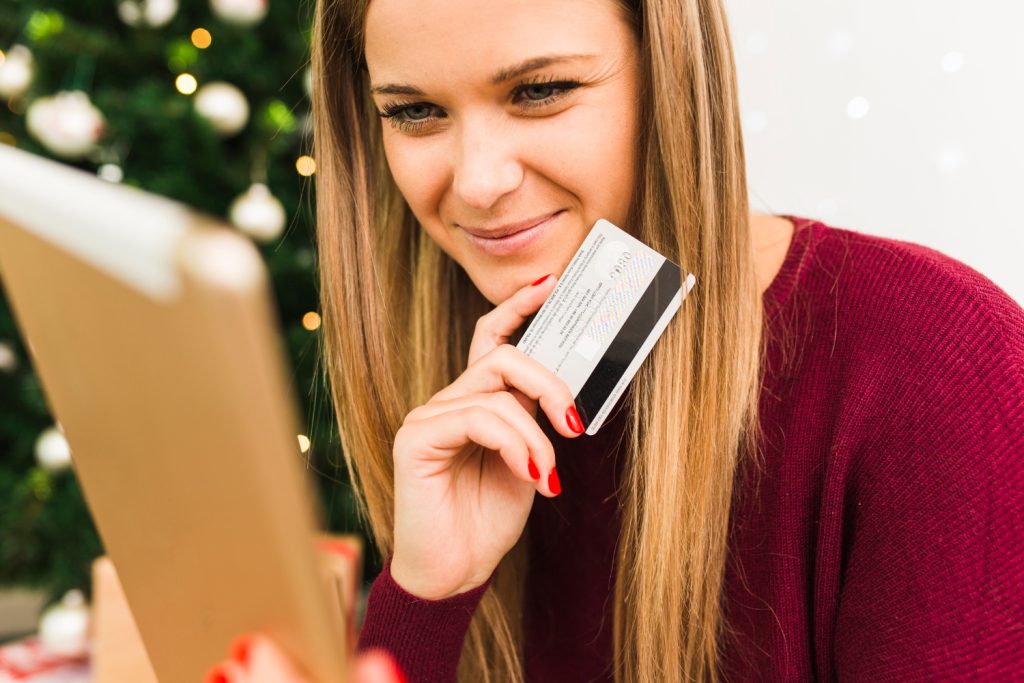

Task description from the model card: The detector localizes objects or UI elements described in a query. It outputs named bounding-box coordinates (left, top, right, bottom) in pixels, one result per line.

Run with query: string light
left=295, top=155, right=316, bottom=176
left=0, top=49, right=6, bottom=66
left=297, top=434, right=311, bottom=453
left=175, top=73, right=198, bottom=95
left=191, top=28, right=212, bottom=49
left=302, top=311, right=321, bottom=330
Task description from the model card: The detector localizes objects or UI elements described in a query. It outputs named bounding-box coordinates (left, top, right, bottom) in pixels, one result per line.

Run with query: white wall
left=726, top=0, right=1024, bottom=304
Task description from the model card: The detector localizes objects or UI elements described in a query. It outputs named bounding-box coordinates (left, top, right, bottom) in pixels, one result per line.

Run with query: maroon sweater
left=357, top=216, right=1024, bottom=681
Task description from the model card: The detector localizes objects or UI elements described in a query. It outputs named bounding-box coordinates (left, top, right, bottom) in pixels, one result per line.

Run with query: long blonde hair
left=310, top=0, right=766, bottom=680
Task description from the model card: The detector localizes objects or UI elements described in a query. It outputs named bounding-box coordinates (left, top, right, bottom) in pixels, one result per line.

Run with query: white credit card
left=516, top=218, right=696, bottom=435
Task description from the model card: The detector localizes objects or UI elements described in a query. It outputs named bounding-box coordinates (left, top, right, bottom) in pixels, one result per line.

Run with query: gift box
left=0, top=635, right=91, bottom=682
left=90, top=532, right=363, bottom=682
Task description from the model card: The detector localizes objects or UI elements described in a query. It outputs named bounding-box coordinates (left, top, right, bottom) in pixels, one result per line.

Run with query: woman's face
left=364, top=0, right=641, bottom=304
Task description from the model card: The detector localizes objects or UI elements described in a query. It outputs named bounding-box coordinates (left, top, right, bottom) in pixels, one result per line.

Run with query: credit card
left=516, top=218, right=696, bottom=435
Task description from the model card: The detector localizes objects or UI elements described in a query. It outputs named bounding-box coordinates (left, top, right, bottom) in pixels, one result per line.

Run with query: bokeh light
left=295, top=155, right=316, bottom=176
left=302, top=311, right=321, bottom=330
left=175, top=73, right=198, bottom=95
left=191, top=28, right=212, bottom=49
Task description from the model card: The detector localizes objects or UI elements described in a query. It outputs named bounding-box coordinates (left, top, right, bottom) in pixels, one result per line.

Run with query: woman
left=208, top=0, right=1024, bottom=681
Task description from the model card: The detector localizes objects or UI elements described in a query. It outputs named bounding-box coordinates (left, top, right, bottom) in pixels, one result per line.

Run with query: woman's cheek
left=383, top=136, right=442, bottom=208
left=533, top=108, right=632, bottom=208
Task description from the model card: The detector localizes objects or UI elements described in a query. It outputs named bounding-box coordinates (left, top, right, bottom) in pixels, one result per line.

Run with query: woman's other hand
left=390, top=273, right=585, bottom=601
left=204, top=633, right=406, bottom=683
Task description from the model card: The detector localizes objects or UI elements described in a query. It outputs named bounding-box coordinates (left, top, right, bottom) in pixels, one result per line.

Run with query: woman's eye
left=378, top=79, right=582, bottom=133
left=377, top=103, right=443, bottom=131
left=521, top=85, right=557, bottom=101
left=511, top=80, right=581, bottom=108
left=403, top=104, right=434, bottom=120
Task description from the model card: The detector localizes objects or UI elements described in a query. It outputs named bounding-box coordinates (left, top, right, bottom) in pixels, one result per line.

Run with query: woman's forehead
left=363, top=0, right=628, bottom=87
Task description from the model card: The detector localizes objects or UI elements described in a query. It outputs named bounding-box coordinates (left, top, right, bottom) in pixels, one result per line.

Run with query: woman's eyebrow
left=370, top=53, right=598, bottom=96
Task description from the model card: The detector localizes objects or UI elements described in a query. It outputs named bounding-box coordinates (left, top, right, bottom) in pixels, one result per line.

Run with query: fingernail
left=566, top=406, right=584, bottom=434
left=204, top=664, right=230, bottom=683
left=527, top=458, right=540, bottom=480
left=229, top=635, right=253, bottom=667
left=531, top=273, right=552, bottom=286
left=548, top=467, right=561, bottom=496
left=391, top=658, right=410, bottom=683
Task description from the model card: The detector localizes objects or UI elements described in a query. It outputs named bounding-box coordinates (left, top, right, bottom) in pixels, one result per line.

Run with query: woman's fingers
left=397, top=404, right=559, bottom=497
left=207, top=635, right=407, bottom=683
left=457, top=274, right=585, bottom=441
left=355, top=649, right=407, bottom=683
left=403, top=391, right=557, bottom=490
left=211, top=634, right=310, bottom=683
left=467, top=273, right=557, bottom=366
left=246, top=635, right=311, bottom=682
left=434, top=344, right=583, bottom=439
left=205, top=658, right=247, bottom=683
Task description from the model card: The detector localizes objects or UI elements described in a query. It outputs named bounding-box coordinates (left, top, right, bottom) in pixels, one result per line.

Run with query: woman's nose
left=451, top=118, right=524, bottom=210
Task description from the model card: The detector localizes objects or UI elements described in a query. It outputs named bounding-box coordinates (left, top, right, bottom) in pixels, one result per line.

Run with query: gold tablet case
left=91, top=533, right=362, bottom=682
left=0, top=145, right=352, bottom=682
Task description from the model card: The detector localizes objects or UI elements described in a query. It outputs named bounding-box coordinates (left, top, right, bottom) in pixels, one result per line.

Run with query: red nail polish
left=390, top=658, right=410, bottom=683
left=204, top=664, right=230, bottom=683
left=566, top=406, right=584, bottom=434
left=531, top=273, right=552, bottom=286
left=548, top=467, right=561, bottom=496
left=527, top=457, right=540, bottom=480
left=229, top=636, right=252, bottom=667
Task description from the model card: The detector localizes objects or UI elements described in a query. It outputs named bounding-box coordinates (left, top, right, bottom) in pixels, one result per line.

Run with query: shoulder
left=786, top=217, right=1024, bottom=368
left=818, top=229, right=1024, bottom=677
left=776, top=217, right=1024, bottom=462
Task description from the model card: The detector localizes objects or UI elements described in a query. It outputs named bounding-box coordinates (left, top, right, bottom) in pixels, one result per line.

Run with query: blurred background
left=0, top=0, right=1021, bottom=655
left=0, top=0, right=348, bottom=649
left=727, top=0, right=1024, bottom=304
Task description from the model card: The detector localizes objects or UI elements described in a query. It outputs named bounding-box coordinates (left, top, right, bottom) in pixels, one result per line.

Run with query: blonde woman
left=209, top=0, right=1024, bottom=681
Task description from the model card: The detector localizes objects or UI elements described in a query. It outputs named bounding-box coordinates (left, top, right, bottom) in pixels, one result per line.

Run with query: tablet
left=0, top=144, right=350, bottom=683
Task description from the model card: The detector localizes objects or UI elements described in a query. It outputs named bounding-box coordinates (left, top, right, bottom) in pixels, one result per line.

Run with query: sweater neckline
left=762, top=214, right=817, bottom=314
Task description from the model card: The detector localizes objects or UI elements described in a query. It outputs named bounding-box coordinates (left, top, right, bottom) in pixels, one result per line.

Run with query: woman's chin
left=466, top=274, right=526, bottom=306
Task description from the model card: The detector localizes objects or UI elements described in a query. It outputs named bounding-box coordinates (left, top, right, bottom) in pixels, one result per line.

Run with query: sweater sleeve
left=832, top=287, right=1024, bottom=680
left=356, top=553, right=493, bottom=683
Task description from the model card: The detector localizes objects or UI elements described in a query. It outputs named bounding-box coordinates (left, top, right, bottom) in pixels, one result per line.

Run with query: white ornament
left=194, top=81, right=249, bottom=136
left=35, top=424, right=72, bottom=472
left=117, top=1, right=141, bottom=25
left=0, top=340, right=17, bottom=373
left=210, top=0, right=268, bottom=26
left=98, top=163, right=124, bottom=183
left=38, top=590, right=91, bottom=658
left=0, top=45, right=34, bottom=99
left=97, top=163, right=123, bottom=183
left=26, top=91, right=106, bottom=159
left=229, top=183, right=285, bottom=242
left=118, top=0, right=178, bottom=27
left=144, top=0, right=178, bottom=25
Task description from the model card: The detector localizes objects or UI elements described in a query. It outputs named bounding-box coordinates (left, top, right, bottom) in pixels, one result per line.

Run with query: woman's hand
left=204, top=634, right=406, bottom=683
left=389, top=273, right=585, bottom=600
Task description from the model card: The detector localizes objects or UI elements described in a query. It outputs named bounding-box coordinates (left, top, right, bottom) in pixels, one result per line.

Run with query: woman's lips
left=462, top=210, right=564, bottom=256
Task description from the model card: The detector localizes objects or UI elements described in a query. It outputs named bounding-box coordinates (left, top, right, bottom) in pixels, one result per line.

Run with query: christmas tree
left=0, top=0, right=370, bottom=630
